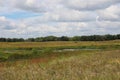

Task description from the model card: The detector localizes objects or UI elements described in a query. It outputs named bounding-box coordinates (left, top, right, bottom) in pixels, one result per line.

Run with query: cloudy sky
left=0, top=0, right=120, bottom=38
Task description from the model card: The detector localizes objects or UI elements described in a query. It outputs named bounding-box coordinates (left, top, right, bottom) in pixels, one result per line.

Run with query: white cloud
left=0, top=16, right=16, bottom=30
left=44, top=9, right=97, bottom=22
left=0, top=1, right=5, bottom=6
left=98, top=5, right=120, bottom=21
left=97, top=21, right=120, bottom=28
left=0, top=16, right=6, bottom=21
left=10, top=0, right=62, bottom=12
left=23, top=8, right=97, bottom=23
left=64, top=0, right=120, bottom=10
left=0, top=0, right=120, bottom=38
left=0, top=16, right=25, bottom=32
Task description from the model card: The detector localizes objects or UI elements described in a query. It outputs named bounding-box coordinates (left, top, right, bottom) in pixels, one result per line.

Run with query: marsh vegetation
left=0, top=40, right=120, bottom=80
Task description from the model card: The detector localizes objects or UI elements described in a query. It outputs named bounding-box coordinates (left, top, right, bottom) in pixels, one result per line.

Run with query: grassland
left=0, top=40, right=120, bottom=80
left=0, top=40, right=120, bottom=48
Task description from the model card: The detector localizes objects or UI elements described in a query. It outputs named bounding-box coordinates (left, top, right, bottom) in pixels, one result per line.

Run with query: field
left=0, top=40, right=120, bottom=80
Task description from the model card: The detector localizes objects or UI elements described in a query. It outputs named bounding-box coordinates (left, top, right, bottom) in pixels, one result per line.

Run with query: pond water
left=54, top=48, right=101, bottom=52
left=3, top=48, right=101, bottom=53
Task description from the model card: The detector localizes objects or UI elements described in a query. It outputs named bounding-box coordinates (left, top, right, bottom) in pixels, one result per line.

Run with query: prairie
left=0, top=40, right=120, bottom=48
left=0, top=40, right=120, bottom=80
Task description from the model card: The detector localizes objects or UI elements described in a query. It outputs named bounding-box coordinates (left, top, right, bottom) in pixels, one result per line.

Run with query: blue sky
left=0, top=11, right=41, bottom=19
left=0, top=0, right=120, bottom=38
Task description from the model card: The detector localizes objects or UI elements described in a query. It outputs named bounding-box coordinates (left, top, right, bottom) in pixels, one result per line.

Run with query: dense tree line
left=0, top=38, right=24, bottom=42
left=0, top=34, right=120, bottom=42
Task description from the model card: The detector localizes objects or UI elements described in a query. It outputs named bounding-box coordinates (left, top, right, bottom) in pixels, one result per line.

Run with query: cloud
left=0, top=16, right=120, bottom=37
left=0, top=16, right=6, bottom=21
left=97, top=21, right=120, bottom=29
left=0, top=1, right=5, bottom=6
left=10, top=0, right=62, bottom=13
left=2, top=0, right=119, bottom=13
left=0, top=16, right=26, bottom=33
left=64, top=0, right=120, bottom=10
left=97, top=5, right=120, bottom=21
left=43, top=9, right=97, bottom=22
left=16, top=22, right=81, bottom=34
left=0, top=16, right=16, bottom=30
left=23, top=8, right=97, bottom=23
left=0, top=0, right=120, bottom=38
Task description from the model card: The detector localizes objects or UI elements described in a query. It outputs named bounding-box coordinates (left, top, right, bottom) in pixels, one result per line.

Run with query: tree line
left=0, top=34, right=120, bottom=42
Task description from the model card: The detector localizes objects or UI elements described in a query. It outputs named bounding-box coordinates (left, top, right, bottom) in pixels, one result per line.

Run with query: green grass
left=0, top=44, right=120, bottom=62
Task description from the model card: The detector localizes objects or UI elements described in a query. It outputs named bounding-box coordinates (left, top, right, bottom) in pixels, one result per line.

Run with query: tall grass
left=0, top=41, right=120, bottom=80
left=0, top=50, right=120, bottom=80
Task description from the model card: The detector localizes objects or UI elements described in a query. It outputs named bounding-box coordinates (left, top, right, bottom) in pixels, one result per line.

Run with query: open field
left=0, top=40, right=120, bottom=80
left=0, top=40, right=120, bottom=48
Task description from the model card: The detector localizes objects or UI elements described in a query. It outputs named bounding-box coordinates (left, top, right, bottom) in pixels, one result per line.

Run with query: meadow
left=0, top=40, right=120, bottom=80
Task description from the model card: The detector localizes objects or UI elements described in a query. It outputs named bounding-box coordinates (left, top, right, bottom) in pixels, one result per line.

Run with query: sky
left=0, top=0, right=120, bottom=38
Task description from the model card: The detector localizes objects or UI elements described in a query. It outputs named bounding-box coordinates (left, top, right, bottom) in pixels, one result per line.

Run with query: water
left=4, top=48, right=101, bottom=53
left=54, top=48, right=101, bottom=52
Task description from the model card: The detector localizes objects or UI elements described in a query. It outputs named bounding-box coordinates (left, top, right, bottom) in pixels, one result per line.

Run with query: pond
left=3, top=48, right=101, bottom=54
left=54, top=48, right=101, bottom=52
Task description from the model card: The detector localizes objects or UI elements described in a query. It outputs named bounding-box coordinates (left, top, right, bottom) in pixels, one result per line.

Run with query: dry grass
left=0, top=40, right=120, bottom=48
left=0, top=41, right=120, bottom=80
left=0, top=50, right=120, bottom=80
